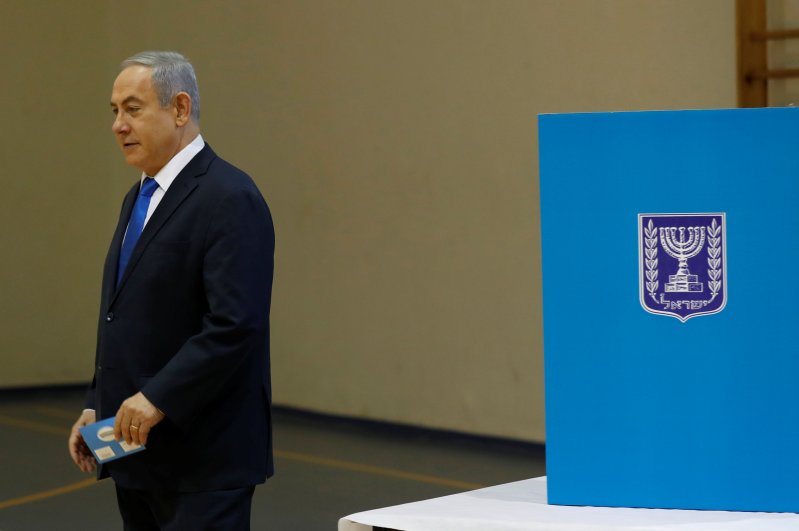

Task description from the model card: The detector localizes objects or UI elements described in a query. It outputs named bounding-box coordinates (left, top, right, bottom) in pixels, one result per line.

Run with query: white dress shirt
left=119, top=134, right=206, bottom=249
left=142, top=133, right=205, bottom=226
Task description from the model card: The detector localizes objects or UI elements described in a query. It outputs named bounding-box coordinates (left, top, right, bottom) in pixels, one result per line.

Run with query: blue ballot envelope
left=539, top=107, right=799, bottom=513
left=78, top=417, right=145, bottom=463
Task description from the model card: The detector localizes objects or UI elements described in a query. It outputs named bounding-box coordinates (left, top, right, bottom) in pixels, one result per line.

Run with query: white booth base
left=339, top=477, right=799, bottom=531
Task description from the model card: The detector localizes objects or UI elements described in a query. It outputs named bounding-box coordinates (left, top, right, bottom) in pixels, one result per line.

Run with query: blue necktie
left=117, top=177, right=159, bottom=286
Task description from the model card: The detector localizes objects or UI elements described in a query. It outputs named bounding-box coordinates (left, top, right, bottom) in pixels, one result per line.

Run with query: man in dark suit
left=68, top=51, right=274, bottom=530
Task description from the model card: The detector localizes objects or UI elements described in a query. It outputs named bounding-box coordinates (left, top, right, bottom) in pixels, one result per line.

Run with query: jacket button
left=106, top=312, right=114, bottom=322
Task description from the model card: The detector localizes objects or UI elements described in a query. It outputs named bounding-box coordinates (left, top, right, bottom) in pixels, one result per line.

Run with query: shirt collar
left=141, top=134, right=206, bottom=191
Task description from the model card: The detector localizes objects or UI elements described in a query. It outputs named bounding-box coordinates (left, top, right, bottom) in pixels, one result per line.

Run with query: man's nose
left=112, top=114, right=129, bottom=134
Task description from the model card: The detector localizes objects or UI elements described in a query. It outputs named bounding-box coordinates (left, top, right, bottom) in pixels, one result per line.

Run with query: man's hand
left=69, top=410, right=97, bottom=473
left=114, top=392, right=165, bottom=446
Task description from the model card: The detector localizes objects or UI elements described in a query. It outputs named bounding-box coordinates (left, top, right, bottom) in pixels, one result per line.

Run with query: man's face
left=110, top=66, right=181, bottom=176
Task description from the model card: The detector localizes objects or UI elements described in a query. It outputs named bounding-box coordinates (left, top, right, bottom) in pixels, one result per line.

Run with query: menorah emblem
left=659, top=226, right=706, bottom=293
left=639, top=213, right=725, bottom=322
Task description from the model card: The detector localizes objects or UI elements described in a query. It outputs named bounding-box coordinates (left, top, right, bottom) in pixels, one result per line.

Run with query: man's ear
left=174, top=92, right=192, bottom=126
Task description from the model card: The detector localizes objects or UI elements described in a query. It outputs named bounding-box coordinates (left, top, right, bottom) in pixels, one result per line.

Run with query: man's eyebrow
left=110, top=96, right=144, bottom=107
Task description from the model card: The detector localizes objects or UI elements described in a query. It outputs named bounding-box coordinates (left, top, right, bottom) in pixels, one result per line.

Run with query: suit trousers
left=115, top=483, right=255, bottom=531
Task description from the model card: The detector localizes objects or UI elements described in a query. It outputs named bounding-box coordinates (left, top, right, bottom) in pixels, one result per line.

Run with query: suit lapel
left=103, top=185, right=138, bottom=306
left=111, top=144, right=216, bottom=303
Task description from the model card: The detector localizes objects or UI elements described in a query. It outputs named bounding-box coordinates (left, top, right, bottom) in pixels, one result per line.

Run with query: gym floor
left=0, top=386, right=545, bottom=531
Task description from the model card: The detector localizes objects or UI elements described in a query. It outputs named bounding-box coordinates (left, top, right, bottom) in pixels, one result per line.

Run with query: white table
left=339, top=477, right=799, bottom=531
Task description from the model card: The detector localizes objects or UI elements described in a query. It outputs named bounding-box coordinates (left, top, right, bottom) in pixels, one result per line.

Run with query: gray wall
left=1, top=1, right=735, bottom=443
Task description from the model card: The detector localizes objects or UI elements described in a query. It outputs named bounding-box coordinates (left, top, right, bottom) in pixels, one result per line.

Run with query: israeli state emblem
left=638, top=213, right=727, bottom=322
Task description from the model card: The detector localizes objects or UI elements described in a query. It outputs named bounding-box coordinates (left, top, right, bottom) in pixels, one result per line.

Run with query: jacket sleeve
left=84, top=375, right=96, bottom=410
left=139, top=186, right=274, bottom=431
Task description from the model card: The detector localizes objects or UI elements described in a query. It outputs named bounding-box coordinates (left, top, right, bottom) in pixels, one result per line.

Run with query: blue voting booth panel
left=539, top=108, right=799, bottom=513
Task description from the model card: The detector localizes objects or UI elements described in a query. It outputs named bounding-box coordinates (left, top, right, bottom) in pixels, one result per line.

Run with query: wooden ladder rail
left=738, top=0, right=799, bottom=107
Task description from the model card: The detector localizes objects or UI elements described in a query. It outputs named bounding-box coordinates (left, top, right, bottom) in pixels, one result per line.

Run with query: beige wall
left=1, top=1, right=735, bottom=442
left=1, top=1, right=115, bottom=386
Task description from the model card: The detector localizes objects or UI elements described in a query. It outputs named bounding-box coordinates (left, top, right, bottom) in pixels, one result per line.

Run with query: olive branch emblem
left=644, top=219, right=659, bottom=302
left=707, top=218, right=722, bottom=302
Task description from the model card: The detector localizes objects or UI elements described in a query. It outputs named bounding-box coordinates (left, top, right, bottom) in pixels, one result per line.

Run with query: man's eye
left=112, top=108, right=118, bottom=115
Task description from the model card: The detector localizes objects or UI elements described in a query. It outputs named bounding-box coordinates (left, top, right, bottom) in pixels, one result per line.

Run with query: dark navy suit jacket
left=86, top=144, right=274, bottom=492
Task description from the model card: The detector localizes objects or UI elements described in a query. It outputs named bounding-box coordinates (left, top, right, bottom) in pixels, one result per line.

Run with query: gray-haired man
left=68, top=51, right=274, bottom=530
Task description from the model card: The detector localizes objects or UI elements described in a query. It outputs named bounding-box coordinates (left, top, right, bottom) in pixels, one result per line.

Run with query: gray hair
left=121, top=51, right=201, bottom=122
